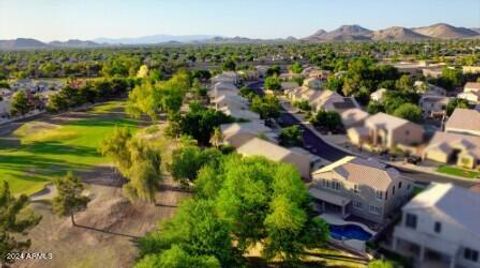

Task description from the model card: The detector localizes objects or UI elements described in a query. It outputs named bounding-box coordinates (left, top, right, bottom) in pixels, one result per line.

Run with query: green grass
left=0, top=101, right=139, bottom=195
left=437, top=165, right=480, bottom=179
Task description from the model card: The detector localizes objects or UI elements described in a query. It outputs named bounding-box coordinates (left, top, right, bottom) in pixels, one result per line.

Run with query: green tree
left=368, top=259, right=396, bottom=268
left=123, top=138, right=162, bottom=203
left=264, top=76, right=282, bottom=92
left=446, top=98, right=469, bottom=116
left=279, top=126, right=303, bottom=147
left=138, top=199, right=237, bottom=266
left=52, top=172, right=90, bottom=226
left=393, top=103, right=422, bottom=122
left=135, top=245, right=220, bottom=268
left=99, top=127, right=133, bottom=176
left=310, top=110, right=343, bottom=132
left=367, top=101, right=385, bottom=114
left=251, top=95, right=280, bottom=119
left=289, top=62, right=303, bottom=74
left=10, top=91, right=32, bottom=116
left=222, top=58, right=236, bottom=71
left=0, top=182, right=41, bottom=265
left=395, top=74, right=414, bottom=91
left=266, top=65, right=281, bottom=77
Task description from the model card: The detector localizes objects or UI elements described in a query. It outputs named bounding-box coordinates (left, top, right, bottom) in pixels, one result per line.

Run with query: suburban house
left=392, top=183, right=480, bottom=268
left=340, top=108, right=370, bottom=128
left=301, top=67, right=330, bottom=80
left=226, top=135, right=313, bottom=179
left=212, top=93, right=249, bottom=111
left=348, top=113, right=424, bottom=149
left=422, top=131, right=480, bottom=169
left=370, top=88, right=387, bottom=102
left=419, top=96, right=449, bottom=118
left=458, top=82, right=480, bottom=104
left=415, top=81, right=447, bottom=96
left=220, top=121, right=276, bottom=144
left=209, top=81, right=238, bottom=99
left=281, top=81, right=299, bottom=92
left=445, top=109, right=480, bottom=137
left=309, top=156, right=413, bottom=224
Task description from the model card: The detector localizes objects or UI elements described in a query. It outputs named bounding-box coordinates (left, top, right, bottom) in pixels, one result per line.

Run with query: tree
left=99, top=127, right=133, bottom=176
left=222, top=58, right=236, bottom=71
left=264, top=76, right=282, bottom=92
left=10, top=91, right=32, bottom=116
left=289, top=62, right=303, bottom=74
left=0, top=182, right=41, bottom=265
left=138, top=199, right=237, bottom=266
left=52, top=172, right=90, bottom=226
left=368, top=259, right=396, bottom=268
left=210, top=127, right=224, bottom=149
left=251, top=95, right=280, bottom=119
left=135, top=245, right=220, bottom=268
left=395, top=74, right=414, bottom=91
left=123, top=138, right=163, bottom=202
left=266, top=65, right=281, bottom=77
left=367, top=101, right=385, bottom=114
left=446, top=98, right=469, bottom=116
left=310, top=110, right=343, bottom=133
left=293, top=99, right=311, bottom=112
left=279, top=126, right=303, bottom=147
left=393, top=103, right=422, bottom=122
left=169, top=145, right=222, bottom=184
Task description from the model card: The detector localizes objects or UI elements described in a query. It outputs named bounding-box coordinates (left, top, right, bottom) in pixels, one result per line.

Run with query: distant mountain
left=472, top=28, right=480, bottom=34
left=411, top=23, right=479, bottom=39
left=94, top=34, right=216, bottom=45
left=372, top=27, right=429, bottom=41
left=49, top=39, right=99, bottom=48
left=0, top=38, right=48, bottom=49
left=306, top=25, right=373, bottom=41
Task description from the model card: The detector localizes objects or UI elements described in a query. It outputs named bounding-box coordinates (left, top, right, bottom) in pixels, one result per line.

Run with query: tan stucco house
left=309, top=156, right=413, bottom=224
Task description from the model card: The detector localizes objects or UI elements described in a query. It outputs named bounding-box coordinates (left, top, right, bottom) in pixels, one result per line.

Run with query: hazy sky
left=1, top=0, right=479, bottom=41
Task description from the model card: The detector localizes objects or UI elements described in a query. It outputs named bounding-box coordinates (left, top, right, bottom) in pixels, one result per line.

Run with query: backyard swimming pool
left=329, top=224, right=373, bottom=241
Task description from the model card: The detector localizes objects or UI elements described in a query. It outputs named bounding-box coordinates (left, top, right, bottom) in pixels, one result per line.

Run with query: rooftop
left=445, top=108, right=480, bottom=134
left=403, top=183, right=480, bottom=236
left=312, top=156, right=402, bottom=191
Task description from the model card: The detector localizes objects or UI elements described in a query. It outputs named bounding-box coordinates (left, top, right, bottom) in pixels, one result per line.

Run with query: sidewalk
left=280, top=99, right=478, bottom=185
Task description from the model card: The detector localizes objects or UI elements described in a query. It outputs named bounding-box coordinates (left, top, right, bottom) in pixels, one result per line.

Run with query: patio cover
left=309, top=188, right=351, bottom=206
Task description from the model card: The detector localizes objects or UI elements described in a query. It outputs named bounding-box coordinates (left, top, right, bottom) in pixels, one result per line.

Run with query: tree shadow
left=74, top=223, right=140, bottom=239
left=154, top=202, right=178, bottom=208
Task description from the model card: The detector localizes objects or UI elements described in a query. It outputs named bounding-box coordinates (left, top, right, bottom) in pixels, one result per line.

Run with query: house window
left=398, top=182, right=402, bottom=189
left=464, top=248, right=479, bottom=262
left=333, top=180, right=340, bottom=191
left=405, top=213, right=417, bottom=229
left=375, top=191, right=383, bottom=200
left=369, top=205, right=382, bottom=215
left=385, top=191, right=388, bottom=200
left=434, top=222, right=441, bottom=233
left=322, top=179, right=326, bottom=187
left=405, top=130, right=410, bottom=136
left=392, top=186, right=396, bottom=195
left=353, top=201, right=363, bottom=209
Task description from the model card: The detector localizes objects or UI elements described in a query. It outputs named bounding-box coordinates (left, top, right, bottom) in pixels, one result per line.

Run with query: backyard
left=0, top=101, right=141, bottom=194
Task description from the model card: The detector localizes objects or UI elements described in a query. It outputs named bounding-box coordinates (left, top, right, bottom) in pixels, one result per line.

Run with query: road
left=246, top=81, right=477, bottom=188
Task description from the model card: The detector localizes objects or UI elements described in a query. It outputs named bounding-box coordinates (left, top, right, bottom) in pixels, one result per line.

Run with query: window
left=353, top=201, right=363, bottom=209
left=322, top=179, right=326, bottom=187
left=405, top=130, right=410, bottom=136
left=392, top=186, right=396, bottom=195
left=464, top=248, right=479, bottom=262
left=385, top=191, right=388, bottom=200
left=333, top=180, right=340, bottom=191
left=369, top=205, right=382, bottom=215
left=405, top=213, right=417, bottom=229
left=375, top=191, right=383, bottom=200
left=434, top=222, right=441, bottom=233
left=398, top=182, right=402, bottom=189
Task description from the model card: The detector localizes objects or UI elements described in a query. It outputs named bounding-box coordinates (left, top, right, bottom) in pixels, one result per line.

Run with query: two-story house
left=393, top=183, right=480, bottom=268
left=309, top=156, right=413, bottom=224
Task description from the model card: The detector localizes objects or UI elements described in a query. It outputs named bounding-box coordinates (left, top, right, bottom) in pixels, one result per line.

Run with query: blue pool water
left=329, top=224, right=372, bottom=241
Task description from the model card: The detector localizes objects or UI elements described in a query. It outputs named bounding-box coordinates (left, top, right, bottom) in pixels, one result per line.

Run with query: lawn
left=0, top=101, right=140, bottom=195
left=437, top=165, right=480, bottom=179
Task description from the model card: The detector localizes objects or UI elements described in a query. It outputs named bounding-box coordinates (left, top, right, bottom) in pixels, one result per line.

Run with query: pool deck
left=321, top=213, right=377, bottom=236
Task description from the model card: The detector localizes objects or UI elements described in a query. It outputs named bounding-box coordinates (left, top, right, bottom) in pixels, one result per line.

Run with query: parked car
left=406, top=155, right=421, bottom=165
